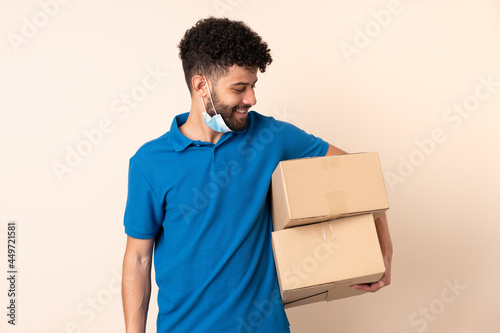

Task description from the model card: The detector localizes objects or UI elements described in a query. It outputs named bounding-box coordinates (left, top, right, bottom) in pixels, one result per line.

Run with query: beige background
left=1, top=0, right=499, bottom=332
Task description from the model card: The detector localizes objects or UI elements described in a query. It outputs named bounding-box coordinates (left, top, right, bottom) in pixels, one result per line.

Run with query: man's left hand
left=350, top=249, right=392, bottom=292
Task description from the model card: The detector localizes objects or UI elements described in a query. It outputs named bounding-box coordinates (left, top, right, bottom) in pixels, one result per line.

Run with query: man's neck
left=179, top=108, right=223, bottom=144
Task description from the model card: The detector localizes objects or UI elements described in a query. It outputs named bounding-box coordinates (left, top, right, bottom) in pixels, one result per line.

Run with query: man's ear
left=192, top=75, right=208, bottom=97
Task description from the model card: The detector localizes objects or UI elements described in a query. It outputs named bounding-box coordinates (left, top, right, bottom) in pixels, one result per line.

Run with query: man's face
left=204, top=65, right=258, bottom=131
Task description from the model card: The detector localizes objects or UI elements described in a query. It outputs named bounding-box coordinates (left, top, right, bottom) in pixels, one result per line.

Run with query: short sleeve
left=276, top=120, right=329, bottom=160
left=123, top=159, right=164, bottom=239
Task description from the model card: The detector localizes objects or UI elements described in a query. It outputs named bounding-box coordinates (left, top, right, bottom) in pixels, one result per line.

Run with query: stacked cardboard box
left=270, top=152, right=389, bottom=308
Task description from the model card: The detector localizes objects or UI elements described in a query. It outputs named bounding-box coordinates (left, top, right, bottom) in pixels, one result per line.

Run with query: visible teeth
left=235, top=109, right=248, bottom=114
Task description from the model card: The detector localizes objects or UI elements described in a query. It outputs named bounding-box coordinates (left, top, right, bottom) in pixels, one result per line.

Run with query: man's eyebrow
left=230, top=79, right=258, bottom=86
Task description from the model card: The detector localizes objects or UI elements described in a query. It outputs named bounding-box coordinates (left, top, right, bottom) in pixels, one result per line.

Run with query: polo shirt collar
left=170, top=112, right=251, bottom=152
left=171, top=113, right=193, bottom=152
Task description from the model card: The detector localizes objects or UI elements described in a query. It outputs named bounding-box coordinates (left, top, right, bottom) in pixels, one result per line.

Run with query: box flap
left=281, top=282, right=334, bottom=303
left=284, top=292, right=328, bottom=309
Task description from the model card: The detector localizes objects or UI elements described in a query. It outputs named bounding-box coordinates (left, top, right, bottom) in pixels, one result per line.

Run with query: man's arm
left=122, top=236, right=155, bottom=333
left=325, top=143, right=348, bottom=156
left=325, top=144, right=393, bottom=292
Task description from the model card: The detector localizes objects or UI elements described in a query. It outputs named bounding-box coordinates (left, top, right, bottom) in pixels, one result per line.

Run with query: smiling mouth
left=234, top=107, right=250, bottom=114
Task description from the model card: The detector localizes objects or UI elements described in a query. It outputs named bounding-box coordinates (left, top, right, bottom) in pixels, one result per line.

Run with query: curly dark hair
left=178, top=17, right=272, bottom=92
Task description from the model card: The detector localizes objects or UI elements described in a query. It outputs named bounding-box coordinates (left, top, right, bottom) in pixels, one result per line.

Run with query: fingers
left=350, top=265, right=391, bottom=293
left=350, top=280, right=385, bottom=292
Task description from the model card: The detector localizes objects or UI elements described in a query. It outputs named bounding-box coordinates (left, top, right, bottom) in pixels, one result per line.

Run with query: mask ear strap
left=203, top=76, right=218, bottom=115
left=200, top=95, right=208, bottom=113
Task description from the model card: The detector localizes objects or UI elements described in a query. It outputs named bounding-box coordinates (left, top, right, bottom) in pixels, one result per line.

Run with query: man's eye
left=234, top=88, right=245, bottom=93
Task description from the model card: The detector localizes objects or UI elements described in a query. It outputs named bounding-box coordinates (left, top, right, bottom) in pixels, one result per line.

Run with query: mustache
left=234, top=105, right=252, bottom=109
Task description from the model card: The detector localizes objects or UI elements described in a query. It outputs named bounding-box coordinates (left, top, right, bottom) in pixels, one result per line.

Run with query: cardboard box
left=272, top=214, right=385, bottom=308
left=271, top=152, right=389, bottom=231
left=283, top=285, right=368, bottom=309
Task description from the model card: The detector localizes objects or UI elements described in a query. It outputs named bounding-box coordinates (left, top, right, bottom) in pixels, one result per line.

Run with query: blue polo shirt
left=124, top=111, right=329, bottom=333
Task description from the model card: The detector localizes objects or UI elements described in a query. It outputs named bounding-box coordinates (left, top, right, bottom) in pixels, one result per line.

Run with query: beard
left=205, top=91, right=251, bottom=132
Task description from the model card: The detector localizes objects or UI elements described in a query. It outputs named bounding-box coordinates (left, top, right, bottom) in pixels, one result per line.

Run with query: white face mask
left=200, top=76, right=232, bottom=133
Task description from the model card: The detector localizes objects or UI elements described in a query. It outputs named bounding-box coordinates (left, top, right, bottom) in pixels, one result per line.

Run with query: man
left=121, top=17, right=392, bottom=333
